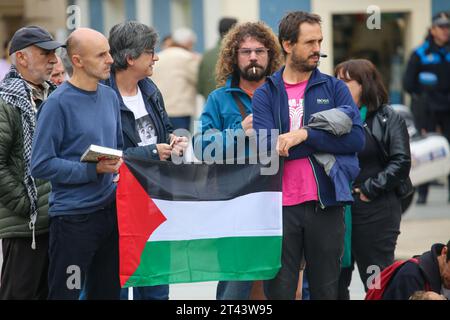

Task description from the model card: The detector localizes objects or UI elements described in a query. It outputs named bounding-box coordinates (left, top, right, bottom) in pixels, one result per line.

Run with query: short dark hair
left=334, top=59, right=388, bottom=112
left=219, top=17, right=238, bottom=37
left=108, top=21, right=158, bottom=71
left=278, top=11, right=322, bottom=56
left=58, top=48, right=73, bottom=77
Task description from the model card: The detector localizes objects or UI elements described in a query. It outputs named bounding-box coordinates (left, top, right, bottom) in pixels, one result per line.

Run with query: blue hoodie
left=253, top=67, right=365, bottom=207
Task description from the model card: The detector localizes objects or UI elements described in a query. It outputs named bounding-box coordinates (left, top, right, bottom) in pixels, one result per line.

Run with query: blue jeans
left=120, top=285, right=169, bottom=300
left=216, top=281, right=253, bottom=300
left=302, top=272, right=310, bottom=300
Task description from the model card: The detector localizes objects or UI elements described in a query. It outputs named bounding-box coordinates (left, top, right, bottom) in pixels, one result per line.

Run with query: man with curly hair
left=193, top=21, right=282, bottom=300
left=194, top=21, right=282, bottom=165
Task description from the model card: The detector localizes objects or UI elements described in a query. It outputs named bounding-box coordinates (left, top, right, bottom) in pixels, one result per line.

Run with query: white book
left=80, top=144, right=123, bottom=163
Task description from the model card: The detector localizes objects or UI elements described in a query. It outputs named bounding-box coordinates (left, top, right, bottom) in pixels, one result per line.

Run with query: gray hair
left=58, top=48, right=73, bottom=77
left=172, top=27, right=197, bottom=47
left=9, top=46, right=32, bottom=66
left=108, top=21, right=158, bottom=71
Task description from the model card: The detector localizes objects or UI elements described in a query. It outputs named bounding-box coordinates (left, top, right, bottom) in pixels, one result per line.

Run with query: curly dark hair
left=215, top=21, right=283, bottom=87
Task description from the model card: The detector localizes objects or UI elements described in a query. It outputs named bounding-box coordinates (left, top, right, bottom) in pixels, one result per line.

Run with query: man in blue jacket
left=253, top=11, right=365, bottom=300
left=194, top=21, right=283, bottom=299
left=105, top=21, right=187, bottom=300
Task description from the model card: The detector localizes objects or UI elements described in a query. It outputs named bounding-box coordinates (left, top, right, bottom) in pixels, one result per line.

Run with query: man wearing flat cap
left=403, top=12, right=450, bottom=205
left=0, top=25, right=63, bottom=299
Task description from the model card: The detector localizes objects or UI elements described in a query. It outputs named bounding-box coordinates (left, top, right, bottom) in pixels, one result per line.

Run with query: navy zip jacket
left=105, top=74, right=173, bottom=160
left=383, top=243, right=445, bottom=300
left=253, top=67, right=365, bottom=208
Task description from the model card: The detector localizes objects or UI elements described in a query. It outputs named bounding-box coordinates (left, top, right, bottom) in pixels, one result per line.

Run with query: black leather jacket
left=360, top=105, right=411, bottom=200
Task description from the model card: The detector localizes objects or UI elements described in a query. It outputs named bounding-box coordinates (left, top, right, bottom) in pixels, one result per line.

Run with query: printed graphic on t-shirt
left=136, top=115, right=157, bottom=146
left=288, top=98, right=304, bottom=131
left=122, top=88, right=158, bottom=147
left=283, top=80, right=317, bottom=206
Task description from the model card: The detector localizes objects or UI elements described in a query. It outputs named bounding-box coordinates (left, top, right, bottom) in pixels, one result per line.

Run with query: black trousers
left=47, top=202, right=120, bottom=300
left=414, top=108, right=450, bottom=200
left=264, top=202, right=345, bottom=300
left=338, top=191, right=401, bottom=299
left=0, top=234, right=49, bottom=300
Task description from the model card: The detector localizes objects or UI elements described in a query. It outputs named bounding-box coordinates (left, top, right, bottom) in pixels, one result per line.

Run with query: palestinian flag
left=117, top=157, right=282, bottom=288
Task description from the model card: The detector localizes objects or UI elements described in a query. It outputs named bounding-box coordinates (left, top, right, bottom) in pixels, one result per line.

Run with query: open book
left=80, top=144, right=123, bottom=163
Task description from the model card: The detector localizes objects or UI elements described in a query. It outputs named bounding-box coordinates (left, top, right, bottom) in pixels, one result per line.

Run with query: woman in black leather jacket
left=334, top=59, right=411, bottom=299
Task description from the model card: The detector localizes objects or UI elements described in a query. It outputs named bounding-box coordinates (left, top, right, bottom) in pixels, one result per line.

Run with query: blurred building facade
left=1, top=0, right=449, bottom=101
left=0, top=0, right=66, bottom=50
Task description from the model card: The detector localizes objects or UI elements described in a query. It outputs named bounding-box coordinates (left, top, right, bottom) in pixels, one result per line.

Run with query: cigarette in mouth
left=252, top=67, right=256, bottom=74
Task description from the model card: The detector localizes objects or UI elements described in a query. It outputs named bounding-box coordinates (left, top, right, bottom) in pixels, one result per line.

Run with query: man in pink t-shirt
left=283, top=80, right=318, bottom=206
left=252, top=11, right=365, bottom=300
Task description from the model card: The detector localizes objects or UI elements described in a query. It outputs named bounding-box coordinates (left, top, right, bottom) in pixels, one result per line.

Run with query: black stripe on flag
left=124, top=156, right=282, bottom=201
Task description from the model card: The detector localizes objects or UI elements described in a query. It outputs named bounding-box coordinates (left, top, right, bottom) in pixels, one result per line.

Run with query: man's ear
left=442, top=246, right=448, bottom=257
left=126, top=55, right=134, bottom=67
left=15, top=51, right=28, bottom=67
left=282, top=40, right=293, bottom=55
left=71, top=54, right=82, bottom=68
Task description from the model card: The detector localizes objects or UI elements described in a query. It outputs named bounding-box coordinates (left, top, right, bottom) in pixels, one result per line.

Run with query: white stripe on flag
left=149, top=192, right=282, bottom=242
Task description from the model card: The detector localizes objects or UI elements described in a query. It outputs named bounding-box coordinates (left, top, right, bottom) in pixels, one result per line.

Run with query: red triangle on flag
left=116, top=163, right=167, bottom=287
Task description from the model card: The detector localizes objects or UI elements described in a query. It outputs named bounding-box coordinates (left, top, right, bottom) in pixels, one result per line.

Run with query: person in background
left=160, top=34, right=173, bottom=51
left=197, top=17, right=238, bottom=99
left=403, top=11, right=450, bottom=204
left=0, top=40, right=11, bottom=81
left=152, top=27, right=200, bottom=131
left=409, top=290, right=447, bottom=300
left=335, top=59, right=411, bottom=298
left=50, top=54, right=67, bottom=86
left=59, top=47, right=73, bottom=78
left=383, top=240, right=450, bottom=300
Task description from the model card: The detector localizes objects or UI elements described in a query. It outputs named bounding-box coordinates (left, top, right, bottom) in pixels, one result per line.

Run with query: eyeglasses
left=237, top=48, right=269, bottom=57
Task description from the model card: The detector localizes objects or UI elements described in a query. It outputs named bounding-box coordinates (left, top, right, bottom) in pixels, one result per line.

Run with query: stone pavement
left=396, top=184, right=450, bottom=259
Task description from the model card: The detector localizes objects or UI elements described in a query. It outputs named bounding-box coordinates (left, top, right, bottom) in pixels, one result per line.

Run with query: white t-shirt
left=122, top=87, right=158, bottom=146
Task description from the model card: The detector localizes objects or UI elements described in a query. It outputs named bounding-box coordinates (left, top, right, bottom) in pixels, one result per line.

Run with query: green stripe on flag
left=123, top=236, right=282, bottom=287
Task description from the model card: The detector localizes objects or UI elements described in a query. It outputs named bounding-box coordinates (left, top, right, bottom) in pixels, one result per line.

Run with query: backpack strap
left=231, top=91, right=248, bottom=119
left=365, top=258, right=423, bottom=300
